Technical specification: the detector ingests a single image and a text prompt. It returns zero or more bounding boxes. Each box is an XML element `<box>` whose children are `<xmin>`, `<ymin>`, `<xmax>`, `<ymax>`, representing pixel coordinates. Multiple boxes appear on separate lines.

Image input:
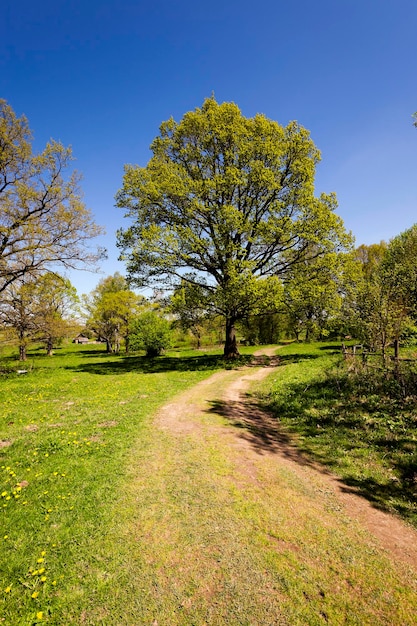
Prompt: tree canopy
<box><xmin>0</xmin><ymin>273</ymin><xmax>79</xmax><ymax>359</ymax></box>
<box><xmin>116</xmin><ymin>98</ymin><xmax>352</xmax><ymax>357</ymax></box>
<box><xmin>0</xmin><ymin>99</ymin><xmax>105</xmax><ymax>293</ymax></box>
<box><xmin>84</xmin><ymin>273</ymin><xmax>144</xmax><ymax>353</ymax></box>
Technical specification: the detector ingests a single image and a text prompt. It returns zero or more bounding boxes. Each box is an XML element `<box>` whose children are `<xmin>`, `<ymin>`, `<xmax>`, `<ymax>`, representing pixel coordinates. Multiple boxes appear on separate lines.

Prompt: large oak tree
<box><xmin>0</xmin><ymin>100</ymin><xmax>105</xmax><ymax>293</ymax></box>
<box><xmin>116</xmin><ymin>98</ymin><xmax>351</xmax><ymax>357</ymax></box>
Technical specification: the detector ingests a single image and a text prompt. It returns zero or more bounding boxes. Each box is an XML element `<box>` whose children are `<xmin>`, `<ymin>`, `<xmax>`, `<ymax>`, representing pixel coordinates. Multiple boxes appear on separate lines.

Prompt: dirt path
<box><xmin>157</xmin><ymin>348</ymin><xmax>417</xmax><ymax>571</ymax></box>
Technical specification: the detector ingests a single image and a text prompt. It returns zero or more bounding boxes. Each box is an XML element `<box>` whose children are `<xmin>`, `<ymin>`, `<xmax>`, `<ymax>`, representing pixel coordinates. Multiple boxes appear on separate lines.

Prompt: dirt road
<box><xmin>157</xmin><ymin>349</ymin><xmax>417</xmax><ymax>570</ymax></box>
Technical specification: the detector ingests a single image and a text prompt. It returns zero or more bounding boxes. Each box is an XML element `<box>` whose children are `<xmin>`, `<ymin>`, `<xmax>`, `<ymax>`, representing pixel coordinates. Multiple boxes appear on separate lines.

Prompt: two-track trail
<box><xmin>126</xmin><ymin>349</ymin><xmax>417</xmax><ymax>625</ymax></box>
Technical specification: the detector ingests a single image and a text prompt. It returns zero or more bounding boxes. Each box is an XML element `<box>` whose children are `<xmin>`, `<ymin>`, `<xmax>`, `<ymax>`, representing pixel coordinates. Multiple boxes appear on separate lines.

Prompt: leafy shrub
<box><xmin>129</xmin><ymin>311</ymin><xmax>172</xmax><ymax>357</ymax></box>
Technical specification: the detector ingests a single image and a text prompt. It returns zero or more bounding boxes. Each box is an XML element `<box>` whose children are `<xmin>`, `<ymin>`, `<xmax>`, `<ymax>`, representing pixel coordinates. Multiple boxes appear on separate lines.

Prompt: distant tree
<box><xmin>0</xmin><ymin>99</ymin><xmax>105</xmax><ymax>294</ymax></box>
<box><xmin>84</xmin><ymin>273</ymin><xmax>143</xmax><ymax>353</ymax></box>
<box><xmin>31</xmin><ymin>274</ymin><xmax>79</xmax><ymax>356</ymax></box>
<box><xmin>0</xmin><ymin>279</ymin><xmax>36</xmax><ymax>360</ymax></box>
<box><xmin>239</xmin><ymin>312</ymin><xmax>284</xmax><ymax>345</ymax></box>
<box><xmin>283</xmin><ymin>248</ymin><xmax>361</xmax><ymax>341</ymax></box>
<box><xmin>116</xmin><ymin>98</ymin><xmax>352</xmax><ymax>358</ymax></box>
<box><xmin>169</xmin><ymin>278</ymin><xmax>211</xmax><ymax>349</ymax></box>
<box><xmin>0</xmin><ymin>273</ymin><xmax>78</xmax><ymax>359</ymax></box>
<box><xmin>352</xmin><ymin>240</ymin><xmax>412</xmax><ymax>362</ymax></box>
<box><xmin>129</xmin><ymin>310</ymin><xmax>172</xmax><ymax>357</ymax></box>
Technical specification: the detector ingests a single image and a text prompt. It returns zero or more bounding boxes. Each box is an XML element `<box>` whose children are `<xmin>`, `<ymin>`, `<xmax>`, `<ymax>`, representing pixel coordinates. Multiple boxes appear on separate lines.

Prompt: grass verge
<box><xmin>256</xmin><ymin>342</ymin><xmax>417</xmax><ymax>526</ymax></box>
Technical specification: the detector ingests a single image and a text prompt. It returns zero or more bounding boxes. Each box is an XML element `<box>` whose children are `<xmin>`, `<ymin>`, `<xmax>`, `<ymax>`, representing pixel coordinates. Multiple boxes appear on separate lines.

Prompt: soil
<box><xmin>156</xmin><ymin>348</ymin><xmax>417</xmax><ymax>571</ymax></box>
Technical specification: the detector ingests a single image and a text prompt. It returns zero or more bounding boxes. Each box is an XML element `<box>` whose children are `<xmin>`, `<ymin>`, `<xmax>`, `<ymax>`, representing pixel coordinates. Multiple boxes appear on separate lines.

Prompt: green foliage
<box><xmin>169</xmin><ymin>277</ymin><xmax>211</xmax><ymax>348</ymax></box>
<box><xmin>0</xmin><ymin>99</ymin><xmax>105</xmax><ymax>293</ymax></box>
<box><xmin>351</xmin><ymin>231</ymin><xmax>417</xmax><ymax>355</ymax></box>
<box><xmin>400</xmin><ymin>319</ymin><xmax>417</xmax><ymax>346</ymax></box>
<box><xmin>116</xmin><ymin>97</ymin><xmax>351</xmax><ymax>356</ymax></box>
<box><xmin>84</xmin><ymin>273</ymin><xmax>144</xmax><ymax>353</ymax></box>
<box><xmin>283</xmin><ymin>248</ymin><xmax>360</xmax><ymax>341</ymax></box>
<box><xmin>0</xmin><ymin>273</ymin><xmax>79</xmax><ymax>359</ymax></box>
<box><xmin>129</xmin><ymin>310</ymin><xmax>172</xmax><ymax>356</ymax></box>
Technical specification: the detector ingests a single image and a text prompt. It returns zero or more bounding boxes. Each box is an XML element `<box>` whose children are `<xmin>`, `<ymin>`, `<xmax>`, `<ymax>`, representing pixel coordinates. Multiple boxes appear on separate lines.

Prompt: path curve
<box><xmin>156</xmin><ymin>348</ymin><xmax>417</xmax><ymax>570</ymax></box>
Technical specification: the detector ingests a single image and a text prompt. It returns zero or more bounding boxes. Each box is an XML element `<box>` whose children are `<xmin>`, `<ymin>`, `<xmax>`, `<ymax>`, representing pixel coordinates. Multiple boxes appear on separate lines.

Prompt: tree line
<box><xmin>1</xmin><ymin>98</ymin><xmax>417</xmax><ymax>360</ymax></box>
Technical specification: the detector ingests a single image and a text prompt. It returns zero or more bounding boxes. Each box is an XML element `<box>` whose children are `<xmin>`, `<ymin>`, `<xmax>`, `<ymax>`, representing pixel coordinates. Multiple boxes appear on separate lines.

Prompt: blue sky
<box><xmin>1</xmin><ymin>0</ymin><xmax>417</xmax><ymax>295</ymax></box>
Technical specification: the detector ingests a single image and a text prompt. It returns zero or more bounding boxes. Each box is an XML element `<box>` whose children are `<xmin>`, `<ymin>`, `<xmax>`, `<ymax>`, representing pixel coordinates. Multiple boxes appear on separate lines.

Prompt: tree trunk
<box><xmin>19</xmin><ymin>330</ymin><xmax>27</xmax><ymax>361</ymax></box>
<box><xmin>394</xmin><ymin>337</ymin><xmax>400</xmax><ymax>379</ymax></box>
<box><xmin>19</xmin><ymin>343</ymin><xmax>27</xmax><ymax>361</ymax></box>
<box><xmin>224</xmin><ymin>317</ymin><xmax>239</xmax><ymax>359</ymax></box>
<box><xmin>46</xmin><ymin>338</ymin><xmax>54</xmax><ymax>356</ymax></box>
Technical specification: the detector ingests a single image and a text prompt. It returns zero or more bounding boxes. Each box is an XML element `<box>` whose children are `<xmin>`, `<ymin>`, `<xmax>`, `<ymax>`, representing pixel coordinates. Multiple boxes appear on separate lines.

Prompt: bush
<box><xmin>129</xmin><ymin>311</ymin><xmax>172</xmax><ymax>357</ymax></box>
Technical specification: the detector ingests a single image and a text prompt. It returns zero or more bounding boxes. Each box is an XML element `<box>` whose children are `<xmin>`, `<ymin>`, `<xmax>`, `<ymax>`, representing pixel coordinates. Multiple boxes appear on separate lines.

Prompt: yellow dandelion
<box><xmin>31</xmin><ymin>591</ymin><xmax>39</xmax><ymax>599</ymax></box>
<box><xmin>40</xmin><ymin>576</ymin><xmax>46</xmax><ymax>582</ymax></box>
<box><xmin>5</xmin><ymin>586</ymin><xmax>12</xmax><ymax>593</ymax></box>
<box><xmin>37</xmin><ymin>558</ymin><xmax>44</xmax><ymax>563</ymax></box>
<box><xmin>36</xmin><ymin>611</ymin><xmax>43</xmax><ymax>620</ymax></box>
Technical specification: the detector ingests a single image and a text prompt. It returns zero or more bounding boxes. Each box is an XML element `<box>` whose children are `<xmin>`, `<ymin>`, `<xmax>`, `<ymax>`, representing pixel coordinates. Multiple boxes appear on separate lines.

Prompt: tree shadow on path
<box><xmin>206</xmin><ymin>394</ymin><xmax>317</xmax><ymax>469</ymax></box>
<box><xmin>208</xmin><ymin>371</ymin><xmax>417</xmax><ymax>526</ymax></box>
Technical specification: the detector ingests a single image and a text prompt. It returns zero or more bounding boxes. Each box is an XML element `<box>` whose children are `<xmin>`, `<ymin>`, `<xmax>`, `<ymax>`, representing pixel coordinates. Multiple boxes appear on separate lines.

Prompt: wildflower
<box><xmin>31</xmin><ymin>591</ymin><xmax>39</xmax><ymax>599</ymax></box>
<box><xmin>5</xmin><ymin>586</ymin><xmax>12</xmax><ymax>593</ymax></box>
<box><xmin>36</xmin><ymin>611</ymin><xmax>43</xmax><ymax>620</ymax></box>
<box><xmin>37</xmin><ymin>558</ymin><xmax>44</xmax><ymax>564</ymax></box>
<box><xmin>40</xmin><ymin>576</ymin><xmax>46</xmax><ymax>582</ymax></box>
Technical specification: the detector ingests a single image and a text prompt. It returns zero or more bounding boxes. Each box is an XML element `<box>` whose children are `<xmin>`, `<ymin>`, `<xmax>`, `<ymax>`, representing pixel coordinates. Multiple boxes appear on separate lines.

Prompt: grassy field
<box><xmin>0</xmin><ymin>343</ymin><xmax>229</xmax><ymax>625</ymax></box>
<box><xmin>1</xmin><ymin>341</ymin><xmax>416</xmax><ymax>625</ymax></box>
<box><xmin>256</xmin><ymin>342</ymin><xmax>417</xmax><ymax>526</ymax></box>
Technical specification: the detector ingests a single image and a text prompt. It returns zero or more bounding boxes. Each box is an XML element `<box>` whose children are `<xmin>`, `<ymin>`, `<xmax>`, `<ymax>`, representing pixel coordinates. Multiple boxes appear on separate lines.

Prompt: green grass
<box><xmin>1</xmin><ymin>341</ymin><xmax>416</xmax><ymax>625</ymax></box>
<box><xmin>256</xmin><ymin>341</ymin><xmax>417</xmax><ymax>526</ymax></box>
<box><xmin>0</xmin><ymin>342</ymin><xmax>228</xmax><ymax>625</ymax></box>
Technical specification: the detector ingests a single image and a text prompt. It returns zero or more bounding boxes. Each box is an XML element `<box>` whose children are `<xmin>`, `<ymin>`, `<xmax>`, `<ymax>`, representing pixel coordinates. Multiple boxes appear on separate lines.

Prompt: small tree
<box><xmin>129</xmin><ymin>311</ymin><xmax>172</xmax><ymax>357</ymax></box>
<box><xmin>169</xmin><ymin>278</ymin><xmax>210</xmax><ymax>349</ymax></box>
<box><xmin>84</xmin><ymin>273</ymin><xmax>143</xmax><ymax>353</ymax></box>
<box><xmin>0</xmin><ymin>279</ymin><xmax>36</xmax><ymax>360</ymax></box>
<box><xmin>0</xmin><ymin>273</ymin><xmax>78</xmax><ymax>359</ymax></box>
<box><xmin>34</xmin><ymin>274</ymin><xmax>79</xmax><ymax>355</ymax></box>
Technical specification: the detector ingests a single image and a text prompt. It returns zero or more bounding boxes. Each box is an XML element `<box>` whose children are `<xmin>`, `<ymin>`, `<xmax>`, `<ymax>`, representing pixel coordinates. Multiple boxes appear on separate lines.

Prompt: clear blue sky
<box><xmin>1</xmin><ymin>0</ymin><xmax>417</xmax><ymax>295</ymax></box>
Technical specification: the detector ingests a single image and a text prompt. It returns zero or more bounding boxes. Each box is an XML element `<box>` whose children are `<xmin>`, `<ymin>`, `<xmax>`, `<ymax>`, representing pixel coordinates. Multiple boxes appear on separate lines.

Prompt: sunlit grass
<box><xmin>0</xmin><ymin>342</ymin><xmax>224</xmax><ymax>625</ymax></box>
<box><xmin>1</xmin><ymin>341</ymin><xmax>416</xmax><ymax>624</ymax></box>
<box><xmin>257</xmin><ymin>342</ymin><xmax>417</xmax><ymax>526</ymax></box>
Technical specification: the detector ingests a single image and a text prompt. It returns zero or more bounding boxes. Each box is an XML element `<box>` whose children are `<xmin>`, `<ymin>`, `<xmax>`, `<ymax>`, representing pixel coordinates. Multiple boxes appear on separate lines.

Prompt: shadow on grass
<box><xmin>264</xmin><ymin>375</ymin><xmax>417</xmax><ymax>524</ymax></box>
<box><xmin>66</xmin><ymin>353</ymin><xmax>253</xmax><ymax>375</ymax></box>
<box><xmin>208</xmin><ymin>365</ymin><xmax>416</xmax><ymax>525</ymax></box>
<box><xmin>270</xmin><ymin>353</ymin><xmax>322</xmax><ymax>365</ymax></box>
